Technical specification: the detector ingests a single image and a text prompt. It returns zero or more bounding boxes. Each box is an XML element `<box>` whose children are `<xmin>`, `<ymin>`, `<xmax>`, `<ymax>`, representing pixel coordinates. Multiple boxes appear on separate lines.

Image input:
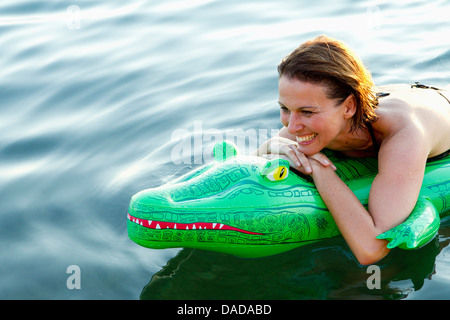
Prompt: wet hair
<box><xmin>278</xmin><ymin>35</ymin><xmax>379</xmax><ymax>132</ymax></box>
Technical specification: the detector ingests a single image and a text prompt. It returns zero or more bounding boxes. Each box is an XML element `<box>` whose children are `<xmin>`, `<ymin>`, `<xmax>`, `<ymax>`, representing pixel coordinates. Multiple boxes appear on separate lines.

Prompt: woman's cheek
<box><xmin>280</xmin><ymin>112</ymin><xmax>289</xmax><ymax>127</ymax></box>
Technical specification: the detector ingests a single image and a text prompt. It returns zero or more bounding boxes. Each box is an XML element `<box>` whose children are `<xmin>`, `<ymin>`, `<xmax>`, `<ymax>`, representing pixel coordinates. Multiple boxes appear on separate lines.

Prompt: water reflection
<box><xmin>141</xmin><ymin>226</ymin><xmax>448</xmax><ymax>300</ymax></box>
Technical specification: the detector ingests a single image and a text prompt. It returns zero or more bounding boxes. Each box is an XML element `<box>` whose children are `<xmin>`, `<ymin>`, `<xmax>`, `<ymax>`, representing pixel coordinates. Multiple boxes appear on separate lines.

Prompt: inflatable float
<box><xmin>127</xmin><ymin>141</ymin><xmax>450</xmax><ymax>258</ymax></box>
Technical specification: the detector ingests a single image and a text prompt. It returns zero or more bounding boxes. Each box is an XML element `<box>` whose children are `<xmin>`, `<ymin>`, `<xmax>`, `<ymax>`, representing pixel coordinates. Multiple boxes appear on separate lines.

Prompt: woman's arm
<box><xmin>309</xmin><ymin>161</ymin><xmax>390</xmax><ymax>265</ymax></box>
<box><xmin>309</xmin><ymin>128</ymin><xmax>429</xmax><ymax>265</ymax></box>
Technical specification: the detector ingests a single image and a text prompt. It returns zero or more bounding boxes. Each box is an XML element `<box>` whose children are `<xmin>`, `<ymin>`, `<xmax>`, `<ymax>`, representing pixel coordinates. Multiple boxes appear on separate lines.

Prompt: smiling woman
<box><xmin>255</xmin><ymin>35</ymin><xmax>450</xmax><ymax>264</ymax></box>
<box><xmin>277</xmin><ymin>35</ymin><xmax>379</xmax><ymax>134</ymax></box>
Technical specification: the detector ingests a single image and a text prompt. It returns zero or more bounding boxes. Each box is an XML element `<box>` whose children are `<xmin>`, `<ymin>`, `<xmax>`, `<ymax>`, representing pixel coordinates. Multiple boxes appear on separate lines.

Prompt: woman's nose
<box><xmin>287</xmin><ymin>113</ymin><xmax>304</xmax><ymax>135</ymax></box>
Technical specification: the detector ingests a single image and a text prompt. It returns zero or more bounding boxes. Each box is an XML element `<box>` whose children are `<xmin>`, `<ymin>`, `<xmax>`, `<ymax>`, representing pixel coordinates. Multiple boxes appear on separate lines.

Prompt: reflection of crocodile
<box><xmin>127</xmin><ymin>141</ymin><xmax>450</xmax><ymax>258</ymax></box>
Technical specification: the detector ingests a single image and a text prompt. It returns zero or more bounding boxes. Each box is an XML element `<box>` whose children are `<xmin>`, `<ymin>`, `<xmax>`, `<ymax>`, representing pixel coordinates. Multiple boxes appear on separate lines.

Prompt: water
<box><xmin>1</xmin><ymin>0</ymin><xmax>449</xmax><ymax>300</ymax></box>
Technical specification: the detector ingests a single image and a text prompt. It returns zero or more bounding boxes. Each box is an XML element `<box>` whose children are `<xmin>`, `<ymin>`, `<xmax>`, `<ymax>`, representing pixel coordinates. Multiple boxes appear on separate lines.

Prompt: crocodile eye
<box><xmin>261</xmin><ymin>159</ymin><xmax>290</xmax><ymax>182</ymax></box>
<box><xmin>266</xmin><ymin>165</ymin><xmax>288</xmax><ymax>181</ymax></box>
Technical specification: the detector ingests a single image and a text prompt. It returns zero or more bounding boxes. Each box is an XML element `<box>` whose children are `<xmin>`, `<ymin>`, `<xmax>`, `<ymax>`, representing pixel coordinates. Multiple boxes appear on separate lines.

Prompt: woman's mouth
<box><xmin>296</xmin><ymin>133</ymin><xmax>318</xmax><ymax>145</ymax></box>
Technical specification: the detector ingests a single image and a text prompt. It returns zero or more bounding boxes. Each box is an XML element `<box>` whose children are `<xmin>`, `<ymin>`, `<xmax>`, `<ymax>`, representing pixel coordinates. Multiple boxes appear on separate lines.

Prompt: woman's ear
<box><xmin>343</xmin><ymin>94</ymin><xmax>357</xmax><ymax>119</ymax></box>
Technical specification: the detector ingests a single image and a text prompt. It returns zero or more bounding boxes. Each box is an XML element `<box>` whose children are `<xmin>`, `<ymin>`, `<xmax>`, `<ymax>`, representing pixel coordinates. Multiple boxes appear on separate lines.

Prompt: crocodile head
<box><xmin>127</xmin><ymin>141</ymin><xmax>342</xmax><ymax>257</ymax></box>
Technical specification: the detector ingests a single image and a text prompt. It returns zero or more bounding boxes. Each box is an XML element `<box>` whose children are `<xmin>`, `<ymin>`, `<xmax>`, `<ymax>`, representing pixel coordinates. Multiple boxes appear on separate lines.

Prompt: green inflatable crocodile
<box><xmin>127</xmin><ymin>141</ymin><xmax>450</xmax><ymax>258</ymax></box>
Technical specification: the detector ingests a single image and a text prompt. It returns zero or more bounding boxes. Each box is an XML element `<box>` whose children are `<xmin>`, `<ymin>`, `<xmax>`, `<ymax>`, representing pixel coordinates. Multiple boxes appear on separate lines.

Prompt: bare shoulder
<box><xmin>376</xmin><ymin>83</ymin><xmax>450</xmax><ymax>110</ymax></box>
<box><xmin>373</xmin><ymin>83</ymin><xmax>450</xmax><ymax>156</ymax></box>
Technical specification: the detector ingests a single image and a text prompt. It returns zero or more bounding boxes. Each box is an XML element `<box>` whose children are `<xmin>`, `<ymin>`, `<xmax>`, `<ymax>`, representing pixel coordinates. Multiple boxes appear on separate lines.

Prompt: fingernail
<box><xmin>323</xmin><ymin>160</ymin><xmax>330</xmax><ymax>165</ymax></box>
<box><xmin>306</xmin><ymin>166</ymin><xmax>312</xmax><ymax>173</ymax></box>
<box><xmin>296</xmin><ymin>162</ymin><xmax>301</xmax><ymax>166</ymax></box>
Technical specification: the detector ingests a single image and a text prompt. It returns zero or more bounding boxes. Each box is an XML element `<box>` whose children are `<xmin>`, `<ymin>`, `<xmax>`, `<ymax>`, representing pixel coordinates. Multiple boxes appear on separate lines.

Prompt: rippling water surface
<box><xmin>1</xmin><ymin>0</ymin><xmax>449</xmax><ymax>299</ymax></box>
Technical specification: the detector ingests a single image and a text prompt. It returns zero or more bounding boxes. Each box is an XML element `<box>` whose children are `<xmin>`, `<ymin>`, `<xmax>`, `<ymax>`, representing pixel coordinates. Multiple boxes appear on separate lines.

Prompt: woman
<box><xmin>255</xmin><ymin>35</ymin><xmax>450</xmax><ymax>265</ymax></box>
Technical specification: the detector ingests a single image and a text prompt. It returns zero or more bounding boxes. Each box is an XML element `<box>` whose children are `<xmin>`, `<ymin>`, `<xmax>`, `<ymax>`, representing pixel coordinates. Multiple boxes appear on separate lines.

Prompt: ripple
<box><xmin>1</xmin><ymin>0</ymin><xmax>450</xmax><ymax>299</ymax></box>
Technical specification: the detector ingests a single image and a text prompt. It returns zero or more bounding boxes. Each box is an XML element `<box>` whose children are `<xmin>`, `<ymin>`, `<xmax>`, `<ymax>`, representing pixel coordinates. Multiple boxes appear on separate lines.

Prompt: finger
<box><xmin>285</xmin><ymin>146</ymin><xmax>302</xmax><ymax>168</ymax></box>
<box><xmin>309</xmin><ymin>153</ymin><xmax>337</xmax><ymax>171</ymax></box>
<box><xmin>308</xmin><ymin>153</ymin><xmax>328</xmax><ymax>165</ymax></box>
<box><xmin>298</xmin><ymin>153</ymin><xmax>312</xmax><ymax>173</ymax></box>
<box><xmin>289</xmin><ymin>146</ymin><xmax>312</xmax><ymax>173</ymax></box>
<box><xmin>267</xmin><ymin>141</ymin><xmax>306</xmax><ymax>171</ymax></box>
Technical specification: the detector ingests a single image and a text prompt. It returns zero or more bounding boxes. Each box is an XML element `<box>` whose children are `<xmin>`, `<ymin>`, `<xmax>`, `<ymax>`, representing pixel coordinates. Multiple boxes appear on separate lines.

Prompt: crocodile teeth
<box><xmin>127</xmin><ymin>212</ymin><xmax>263</xmax><ymax>235</ymax></box>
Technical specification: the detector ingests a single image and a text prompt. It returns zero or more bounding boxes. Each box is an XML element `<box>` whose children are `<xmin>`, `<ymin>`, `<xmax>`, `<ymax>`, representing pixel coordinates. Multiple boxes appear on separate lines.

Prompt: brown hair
<box><xmin>278</xmin><ymin>35</ymin><xmax>378</xmax><ymax>132</ymax></box>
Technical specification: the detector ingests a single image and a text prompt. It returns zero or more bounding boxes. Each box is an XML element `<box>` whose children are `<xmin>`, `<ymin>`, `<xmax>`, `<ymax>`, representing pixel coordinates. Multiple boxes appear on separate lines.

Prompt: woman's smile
<box><xmin>296</xmin><ymin>133</ymin><xmax>318</xmax><ymax>144</ymax></box>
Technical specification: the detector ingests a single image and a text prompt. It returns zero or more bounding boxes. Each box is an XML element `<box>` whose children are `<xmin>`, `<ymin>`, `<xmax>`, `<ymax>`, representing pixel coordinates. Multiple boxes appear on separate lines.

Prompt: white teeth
<box><xmin>213</xmin><ymin>223</ymin><xmax>217</xmax><ymax>228</ymax></box>
<box><xmin>219</xmin><ymin>224</ymin><xmax>224</xmax><ymax>229</ymax></box>
<box><xmin>148</xmin><ymin>220</ymin><xmax>152</xmax><ymax>227</ymax></box>
<box><xmin>174</xmin><ymin>224</ymin><xmax>177</xmax><ymax>229</ymax></box>
<box><xmin>296</xmin><ymin>133</ymin><xmax>317</xmax><ymax>143</ymax></box>
<box><xmin>156</xmin><ymin>224</ymin><xmax>161</xmax><ymax>229</ymax></box>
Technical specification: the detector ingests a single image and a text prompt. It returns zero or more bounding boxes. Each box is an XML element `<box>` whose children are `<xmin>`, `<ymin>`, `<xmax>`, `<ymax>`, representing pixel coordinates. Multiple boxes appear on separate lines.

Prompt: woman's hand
<box><xmin>258</xmin><ymin>136</ymin><xmax>336</xmax><ymax>175</ymax></box>
<box><xmin>306</xmin><ymin>153</ymin><xmax>337</xmax><ymax>174</ymax></box>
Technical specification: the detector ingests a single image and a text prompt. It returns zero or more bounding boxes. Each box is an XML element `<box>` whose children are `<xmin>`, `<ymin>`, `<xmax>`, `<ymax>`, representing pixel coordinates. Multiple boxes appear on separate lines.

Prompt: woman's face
<box><xmin>278</xmin><ymin>76</ymin><xmax>354</xmax><ymax>155</ymax></box>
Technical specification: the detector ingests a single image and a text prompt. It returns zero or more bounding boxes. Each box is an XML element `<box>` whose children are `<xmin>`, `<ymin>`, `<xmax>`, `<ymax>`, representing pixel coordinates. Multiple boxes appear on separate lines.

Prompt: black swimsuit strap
<box><xmin>366</xmin><ymin>122</ymin><xmax>380</xmax><ymax>153</ymax></box>
<box><xmin>411</xmin><ymin>82</ymin><xmax>441</xmax><ymax>90</ymax></box>
<box><xmin>366</xmin><ymin>92</ymin><xmax>390</xmax><ymax>154</ymax></box>
<box><xmin>411</xmin><ymin>82</ymin><xmax>450</xmax><ymax>104</ymax></box>
<box><xmin>427</xmin><ymin>149</ymin><xmax>450</xmax><ymax>162</ymax></box>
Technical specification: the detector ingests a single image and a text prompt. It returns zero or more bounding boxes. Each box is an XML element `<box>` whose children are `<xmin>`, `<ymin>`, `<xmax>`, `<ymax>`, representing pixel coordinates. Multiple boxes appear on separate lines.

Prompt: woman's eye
<box><xmin>301</xmin><ymin>110</ymin><xmax>314</xmax><ymax>116</ymax></box>
<box><xmin>280</xmin><ymin>106</ymin><xmax>290</xmax><ymax>113</ymax></box>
